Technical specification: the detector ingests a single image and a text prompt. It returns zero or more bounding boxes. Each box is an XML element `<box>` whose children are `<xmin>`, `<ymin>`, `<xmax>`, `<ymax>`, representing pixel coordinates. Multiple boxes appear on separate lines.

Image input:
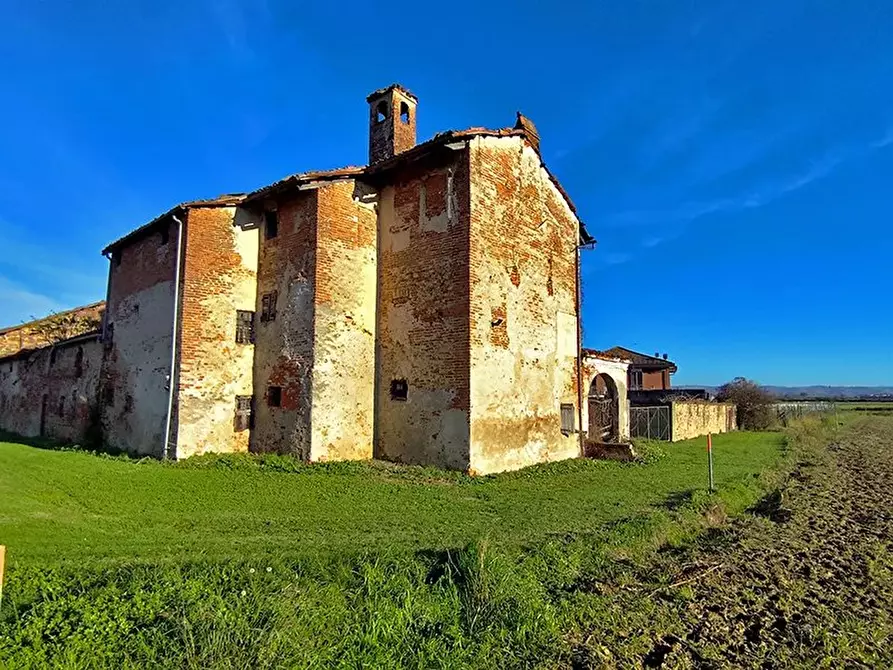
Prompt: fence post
<box><xmin>0</xmin><ymin>545</ymin><xmax>5</xmax><ymax>611</ymax></box>
<box><xmin>707</xmin><ymin>433</ymin><xmax>715</xmax><ymax>492</ymax></box>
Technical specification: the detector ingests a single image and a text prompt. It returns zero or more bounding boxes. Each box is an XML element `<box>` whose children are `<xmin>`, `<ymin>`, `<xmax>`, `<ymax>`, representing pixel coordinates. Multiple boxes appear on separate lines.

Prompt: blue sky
<box><xmin>1</xmin><ymin>1</ymin><xmax>891</xmax><ymax>386</ymax></box>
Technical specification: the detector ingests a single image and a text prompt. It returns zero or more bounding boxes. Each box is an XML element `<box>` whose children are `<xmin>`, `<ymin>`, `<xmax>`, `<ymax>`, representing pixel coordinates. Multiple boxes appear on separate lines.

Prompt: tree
<box><xmin>715</xmin><ymin>377</ymin><xmax>775</xmax><ymax>430</ymax></box>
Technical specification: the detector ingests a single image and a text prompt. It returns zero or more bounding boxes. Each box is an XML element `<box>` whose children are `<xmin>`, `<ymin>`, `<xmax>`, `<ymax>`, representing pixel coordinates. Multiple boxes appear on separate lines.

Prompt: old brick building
<box><xmin>0</xmin><ymin>85</ymin><xmax>633</xmax><ymax>474</ymax></box>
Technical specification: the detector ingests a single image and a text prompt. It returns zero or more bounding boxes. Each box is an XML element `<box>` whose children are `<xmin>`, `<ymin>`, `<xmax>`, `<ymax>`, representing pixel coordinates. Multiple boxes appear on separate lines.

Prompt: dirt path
<box><xmin>574</xmin><ymin>417</ymin><xmax>893</xmax><ymax>668</ymax></box>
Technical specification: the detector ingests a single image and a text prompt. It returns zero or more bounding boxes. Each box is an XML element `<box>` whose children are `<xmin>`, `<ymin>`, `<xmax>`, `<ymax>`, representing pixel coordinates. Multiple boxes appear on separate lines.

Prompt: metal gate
<box><xmin>589</xmin><ymin>398</ymin><xmax>619</xmax><ymax>442</ymax></box>
<box><xmin>630</xmin><ymin>406</ymin><xmax>671</xmax><ymax>440</ymax></box>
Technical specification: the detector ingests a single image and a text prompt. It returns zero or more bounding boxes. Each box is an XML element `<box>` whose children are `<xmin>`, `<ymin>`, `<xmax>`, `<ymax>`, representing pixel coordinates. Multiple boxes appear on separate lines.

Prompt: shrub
<box><xmin>716</xmin><ymin>377</ymin><xmax>775</xmax><ymax>430</ymax></box>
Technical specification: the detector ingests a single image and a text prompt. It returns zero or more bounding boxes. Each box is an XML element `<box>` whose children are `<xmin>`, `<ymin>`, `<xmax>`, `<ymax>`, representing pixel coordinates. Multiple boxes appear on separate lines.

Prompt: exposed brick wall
<box><xmin>252</xmin><ymin>191</ymin><xmax>318</xmax><ymax>457</ymax></box>
<box><xmin>0</xmin><ymin>336</ymin><xmax>102</xmax><ymax>443</ymax></box>
<box><xmin>176</xmin><ymin>206</ymin><xmax>258</xmax><ymax>458</ymax></box>
<box><xmin>368</xmin><ymin>88</ymin><xmax>417</xmax><ymax>164</ymax></box>
<box><xmin>376</xmin><ymin>152</ymin><xmax>472</xmax><ymax>470</ymax></box>
<box><xmin>0</xmin><ymin>303</ymin><xmax>105</xmax><ymax>358</ymax></box>
<box><xmin>311</xmin><ymin>181</ymin><xmax>377</xmax><ymax>461</ymax></box>
<box><xmin>100</xmin><ymin>217</ymin><xmax>177</xmax><ymax>457</ymax></box>
<box><xmin>467</xmin><ymin>136</ymin><xmax>580</xmax><ymax>474</ymax></box>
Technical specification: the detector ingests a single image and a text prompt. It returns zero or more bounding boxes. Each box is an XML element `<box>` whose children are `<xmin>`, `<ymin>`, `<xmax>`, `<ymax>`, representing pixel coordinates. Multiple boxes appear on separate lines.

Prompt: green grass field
<box><xmin>0</xmin><ymin>431</ymin><xmax>787</xmax><ymax>668</ymax></box>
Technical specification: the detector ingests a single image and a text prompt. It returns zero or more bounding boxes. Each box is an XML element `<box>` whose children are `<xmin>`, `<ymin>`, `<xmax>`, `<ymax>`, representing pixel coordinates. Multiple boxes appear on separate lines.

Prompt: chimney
<box><xmin>655</xmin><ymin>352</ymin><xmax>660</xmax><ymax>358</ymax></box>
<box><xmin>367</xmin><ymin>84</ymin><xmax>418</xmax><ymax>164</ymax></box>
<box><xmin>662</xmin><ymin>353</ymin><xmax>668</xmax><ymax>360</ymax></box>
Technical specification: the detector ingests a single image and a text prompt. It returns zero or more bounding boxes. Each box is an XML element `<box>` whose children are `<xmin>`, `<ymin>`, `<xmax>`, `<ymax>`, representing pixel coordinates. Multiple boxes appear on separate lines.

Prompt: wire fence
<box><xmin>774</xmin><ymin>401</ymin><xmax>837</xmax><ymax>425</ymax></box>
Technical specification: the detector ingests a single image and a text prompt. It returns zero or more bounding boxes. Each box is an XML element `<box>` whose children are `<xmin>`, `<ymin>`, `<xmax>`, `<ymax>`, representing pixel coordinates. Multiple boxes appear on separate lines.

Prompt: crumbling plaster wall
<box><xmin>100</xmin><ymin>220</ymin><xmax>177</xmax><ymax>457</ymax></box>
<box><xmin>251</xmin><ymin>192</ymin><xmax>317</xmax><ymax>457</ymax></box>
<box><xmin>310</xmin><ymin>181</ymin><xmax>377</xmax><ymax>461</ymax></box>
<box><xmin>175</xmin><ymin>206</ymin><xmax>259</xmax><ymax>459</ymax></box>
<box><xmin>375</xmin><ymin>154</ymin><xmax>472</xmax><ymax>470</ymax></box>
<box><xmin>671</xmin><ymin>401</ymin><xmax>736</xmax><ymax>442</ymax></box>
<box><xmin>467</xmin><ymin>136</ymin><xmax>580</xmax><ymax>475</ymax></box>
<box><xmin>581</xmin><ymin>355</ymin><xmax>631</xmax><ymax>442</ymax></box>
<box><xmin>0</xmin><ymin>337</ymin><xmax>102</xmax><ymax>442</ymax></box>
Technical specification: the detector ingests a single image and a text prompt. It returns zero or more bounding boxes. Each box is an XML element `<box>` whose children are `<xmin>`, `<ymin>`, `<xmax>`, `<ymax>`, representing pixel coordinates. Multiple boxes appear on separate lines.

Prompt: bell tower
<box><xmin>367</xmin><ymin>84</ymin><xmax>417</xmax><ymax>164</ymax></box>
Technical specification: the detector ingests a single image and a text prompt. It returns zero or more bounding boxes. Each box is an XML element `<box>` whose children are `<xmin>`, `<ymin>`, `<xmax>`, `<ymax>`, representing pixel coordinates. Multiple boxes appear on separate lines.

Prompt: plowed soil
<box><xmin>572</xmin><ymin>416</ymin><xmax>893</xmax><ymax>668</ymax></box>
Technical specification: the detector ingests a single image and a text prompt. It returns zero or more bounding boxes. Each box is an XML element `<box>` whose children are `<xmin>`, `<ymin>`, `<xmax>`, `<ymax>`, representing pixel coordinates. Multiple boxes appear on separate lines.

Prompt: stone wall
<box><xmin>0</xmin><ymin>335</ymin><xmax>102</xmax><ymax>443</ymax></box>
<box><xmin>175</xmin><ymin>206</ymin><xmax>259</xmax><ymax>458</ymax></box>
<box><xmin>375</xmin><ymin>153</ymin><xmax>472</xmax><ymax>470</ymax></box>
<box><xmin>670</xmin><ymin>401</ymin><xmax>736</xmax><ymax>442</ymax></box>
<box><xmin>467</xmin><ymin>136</ymin><xmax>581</xmax><ymax>474</ymax></box>
<box><xmin>100</xmin><ymin>218</ymin><xmax>177</xmax><ymax>457</ymax></box>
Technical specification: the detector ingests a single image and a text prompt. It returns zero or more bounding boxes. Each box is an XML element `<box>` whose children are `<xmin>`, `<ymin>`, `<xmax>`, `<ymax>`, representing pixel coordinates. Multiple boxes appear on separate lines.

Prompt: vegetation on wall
<box><xmin>27</xmin><ymin>310</ymin><xmax>101</xmax><ymax>347</ymax></box>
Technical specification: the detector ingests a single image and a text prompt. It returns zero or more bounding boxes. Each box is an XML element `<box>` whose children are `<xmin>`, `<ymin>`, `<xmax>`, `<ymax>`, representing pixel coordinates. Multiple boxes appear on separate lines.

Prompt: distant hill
<box><xmin>681</xmin><ymin>385</ymin><xmax>893</xmax><ymax>400</ymax></box>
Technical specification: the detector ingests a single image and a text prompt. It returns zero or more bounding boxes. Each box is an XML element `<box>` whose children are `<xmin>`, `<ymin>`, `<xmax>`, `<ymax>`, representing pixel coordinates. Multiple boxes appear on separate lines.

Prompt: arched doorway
<box><xmin>589</xmin><ymin>373</ymin><xmax>619</xmax><ymax>442</ymax></box>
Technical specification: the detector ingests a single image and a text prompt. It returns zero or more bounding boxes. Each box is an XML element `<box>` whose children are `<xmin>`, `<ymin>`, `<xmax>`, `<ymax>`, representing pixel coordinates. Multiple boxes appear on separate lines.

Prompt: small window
<box><xmin>160</xmin><ymin>226</ymin><xmax>170</xmax><ymax>245</ymax></box>
<box><xmin>235</xmin><ymin>310</ymin><xmax>255</xmax><ymax>344</ymax></box>
<box><xmin>261</xmin><ymin>292</ymin><xmax>278</xmax><ymax>322</ymax></box>
<box><xmin>376</xmin><ymin>100</ymin><xmax>389</xmax><ymax>123</ymax></box>
<box><xmin>74</xmin><ymin>347</ymin><xmax>84</xmax><ymax>378</ymax></box>
<box><xmin>58</xmin><ymin>396</ymin><xmax>65</xmax><ymax>417</ymax></box>
<box><xmin>234</xmin><ymin>395</ymin><xmax>254</xmax><ymax>431</ymax></box>
<box><xmin>49</xmin><ymin>347</ymin><xmax>57</xmax><ymax>367</ymax></box>
<box><xmin>268</xmin><ymin>386</ymin><xmax>282</xmax><ymax>408</ymax></box>
<box><xmin>629</xmin><ymin>369</ymin><xmax>643</xmax><ymax>390</ymax></box>
<box><xmin>560</xmin><ymin>403</ymin><xmax>575</xmax><ymax>434</ymax></box>
<box><xmin>400</xmin><ymin>101</ymin><xmax>410</xmax><ymax>124</ymax></box>
<box><xmin>264</xmin><ymin>210</ymin><xmax>279</xmax><ymax>239</ymax></box>
<box><xmin>390</xmin><ymin>379</ymin><xmax>408</xmax><ymax>402</ymax></box>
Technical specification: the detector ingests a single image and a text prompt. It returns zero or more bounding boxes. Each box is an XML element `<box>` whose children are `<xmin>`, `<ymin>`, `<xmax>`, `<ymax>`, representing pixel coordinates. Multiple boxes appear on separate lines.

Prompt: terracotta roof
<box><xmin>0</xmin><ymin>301</ymin><xmax>105</xmax><ymax>336</ymax></box>
<box><xmin>602</xmin><ymin>346</ymin><xmax>677</xmax><ymax>372</ymax></box>
<box><xmin>242</xmin><ymin>167</ymin><xmax>366</xmax><ymax>204</ymax></box>
<box><xmin>242</xmin><ymin>125</ymin><xmax>594</xmax><ymax>245</ymax></box>
<box><xmin>101</xmin><ymin>194</ymin><xmax>245</xmax><ymax>255</ymax></box>
<box><xmin>366</xmin><ymin>83</ymin><xmax>418</xmax><ymax>103</ymax></box>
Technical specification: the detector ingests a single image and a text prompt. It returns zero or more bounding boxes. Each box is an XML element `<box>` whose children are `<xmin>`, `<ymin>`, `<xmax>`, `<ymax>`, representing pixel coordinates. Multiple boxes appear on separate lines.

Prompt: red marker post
<box><xmin>707</xmin><ymin>433</ymin><xmax>715</xmax><ymax>492</ymax></box>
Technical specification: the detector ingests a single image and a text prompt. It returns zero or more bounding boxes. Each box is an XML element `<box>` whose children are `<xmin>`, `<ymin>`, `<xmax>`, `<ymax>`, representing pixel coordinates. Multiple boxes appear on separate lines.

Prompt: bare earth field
<box><xmin>569</xmin><ymin>415</ymin><xmax>893</xmax><ymax>668</ymax></box>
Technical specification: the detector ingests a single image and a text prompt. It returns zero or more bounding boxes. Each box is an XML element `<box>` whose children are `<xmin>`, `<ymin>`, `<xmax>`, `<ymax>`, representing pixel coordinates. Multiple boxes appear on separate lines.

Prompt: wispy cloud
<box><xmin>0</xmin><ymin>276</ymin><xmax>64</xmax><ymax>328</ymax></box>
<box><xmin>606</xmin><ymin>131</ymin><xmax>891</xmax><ymax>237</ymax></box>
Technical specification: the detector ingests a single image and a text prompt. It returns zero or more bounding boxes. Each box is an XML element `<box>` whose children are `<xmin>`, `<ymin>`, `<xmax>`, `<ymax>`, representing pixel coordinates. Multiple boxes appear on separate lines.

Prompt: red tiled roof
<box><xmin>101</xmin><ymin>194</ymin><xmax>246</xmax><ymax>255</ymax></box>
<box><xmin>602</xmin><ymin>346</ymin><xmax>677</xmax><ymax>372</ymax></box>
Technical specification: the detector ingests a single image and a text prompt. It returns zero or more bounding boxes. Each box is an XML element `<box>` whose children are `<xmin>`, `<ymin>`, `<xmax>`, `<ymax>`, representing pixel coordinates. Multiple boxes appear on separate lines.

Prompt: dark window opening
<box><xmin>560</xmin><ymin>403</ymin><xmax>575</xmax><ymax>434</ymax></box>
<box><xmin>58</xmin><ymin>397</ymin><xmax>65</xmax><ymax>418</ymax></box>
<box><xmin>235</xmin><ymin>395</ymin><xmax>254</xmax><ymax>431</ymax></box>
<box><xmin>160</xmin><ymin>226</ymin><xmax>170</xmax><ymax>245</ymax></box>
<box><xmin>376</xmin><ymin>100</ymin><xmax>389</xmax><ymax>123</ymax></box>
<box><xmin>390</xmin><ymin>379</ymin><xmax>408</xmax><ymax>401</ymax></box>
<box><xmin>268</xmin><ymin>386</ymin><xmax>282</xmax><ymax>408</ymax></box>
<box><xmin>264</xmin><ymin>210</ymin><xmax>279</xmax><ymax>239</ymax></box>
<box><xmin>235</xmin><ymin>310</ymin><xmax>255</xmax><ymax>344</ymax></box>
<box><xmin>261</xmin><ymin>291</ymin><xmax>278</xmax><ymax>322</ymax></box>
<box><xmin>400</xmin><ymin>101</ymin><xmax>410</xmax><ymax>124</ymax></box>
<box><xmin>49</xmin><ymin>347</ymin><xmax>57</xmax><ymax>367</ymax></box>
<box><xmin>74</xmin><ymin>347</ymin><xmax>84</xmax><ymax>377</ymax></box>
<box><xmin>629</xmin><ymin>369</ymin><xmax>643</xmax><ymax>390</ymax></box>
